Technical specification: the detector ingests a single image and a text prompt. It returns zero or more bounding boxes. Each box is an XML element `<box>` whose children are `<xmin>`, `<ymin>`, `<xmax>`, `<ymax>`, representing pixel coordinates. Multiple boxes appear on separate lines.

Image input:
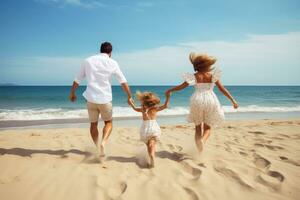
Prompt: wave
<box><xmin>0</xmin><ymin>105</ymin><xmax>300</xmax><ymax>121</ymax></box>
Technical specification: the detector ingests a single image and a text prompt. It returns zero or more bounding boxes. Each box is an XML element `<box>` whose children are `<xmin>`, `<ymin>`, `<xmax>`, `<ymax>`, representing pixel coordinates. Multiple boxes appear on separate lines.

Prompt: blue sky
<box><xmin>0</xmin><ymin>0</ymin><xmax>300</xmax><ymax>85</ymax></box>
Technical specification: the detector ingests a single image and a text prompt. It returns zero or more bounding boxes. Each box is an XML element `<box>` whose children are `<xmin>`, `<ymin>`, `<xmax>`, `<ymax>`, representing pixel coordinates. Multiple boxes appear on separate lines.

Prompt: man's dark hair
<box><xmin>100</xmin><ymin>42</ymin><xmax>113</xmax><ymax>54</ymax></box>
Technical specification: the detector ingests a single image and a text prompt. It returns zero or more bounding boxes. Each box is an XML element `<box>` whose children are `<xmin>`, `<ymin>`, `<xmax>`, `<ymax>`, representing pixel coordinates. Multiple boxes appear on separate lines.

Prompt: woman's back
<box><xmin>194</xmin><ymin>72</ymin><xmax>213</xmax><ymax>84</ymax></box>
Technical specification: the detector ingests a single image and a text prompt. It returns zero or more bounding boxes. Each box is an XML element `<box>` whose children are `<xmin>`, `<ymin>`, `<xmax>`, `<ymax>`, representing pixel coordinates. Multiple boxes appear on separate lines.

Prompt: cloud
<box><xmin>1</xmin><ymin>32</ymin><xmax>300</xmax><ymax>85</ymax></box>
<box><xmin>35</xmin><ymin>0</ymin><xmax>106</xmax><ymax>8</ymax></box>
<box><xmin>35</xmin><ymin>0</ymin><xmax>158</xmax><ymax>11</ymax></box>
<box><xmin>113</xmin><ymin>32</ymin><xmax>300</xmax><ymax>85</ymax></box>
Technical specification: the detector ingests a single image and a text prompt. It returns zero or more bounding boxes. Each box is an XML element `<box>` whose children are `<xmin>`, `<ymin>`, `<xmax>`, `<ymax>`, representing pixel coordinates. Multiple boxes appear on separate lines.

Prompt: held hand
<box><xmin>232</xmin><ymin>101</ymin><xmax>238</xmax><ymax>109</ymax></box>
<box><xmin>127</xmin><ymin>97</ymin><xmax>134</xmax><ymax>106</ymax></box>
<box><xmin>69</xmin><ymin>92</ymin><xmax>77</xmax><ymax>102</ymax></box>
<box><xmin>165</xmin><ymin>90</ymin><xmax>171</xmax><ymax>98</ymax></box>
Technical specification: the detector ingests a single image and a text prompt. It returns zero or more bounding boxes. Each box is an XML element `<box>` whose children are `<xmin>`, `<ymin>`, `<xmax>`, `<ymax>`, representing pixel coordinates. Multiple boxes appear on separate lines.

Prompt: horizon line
<box><xmin>1</xmin><ymin>84</ymin><xmax>300</xmax><ymax>87</ymax></box>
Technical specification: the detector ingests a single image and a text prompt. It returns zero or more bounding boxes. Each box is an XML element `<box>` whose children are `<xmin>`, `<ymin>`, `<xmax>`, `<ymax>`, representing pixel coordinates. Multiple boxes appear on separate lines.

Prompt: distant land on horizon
<box><xmin>0</xmin><ymin>83</ymin><xmax>20</xmax><ymax>86</ymax></box>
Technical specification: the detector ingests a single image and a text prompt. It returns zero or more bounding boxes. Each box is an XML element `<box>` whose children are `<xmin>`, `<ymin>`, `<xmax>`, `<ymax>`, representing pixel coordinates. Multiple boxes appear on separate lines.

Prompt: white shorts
<box><xmin>87</xmin><ymin>101</ymin><xmax>112</xmax><ymax>122</ymax></box>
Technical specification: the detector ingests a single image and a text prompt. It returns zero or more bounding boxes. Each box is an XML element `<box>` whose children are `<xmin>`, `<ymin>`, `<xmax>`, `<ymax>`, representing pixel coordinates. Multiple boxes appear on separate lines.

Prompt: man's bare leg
<box><xmin>90</xmin><ymin>122</ymin><xmax>99</xmax><ymax>146</ymax></box>
<box><xmin>100</xmin><ymin>120</ymin><xmax>113</xmax><ymax>157</ymax></box>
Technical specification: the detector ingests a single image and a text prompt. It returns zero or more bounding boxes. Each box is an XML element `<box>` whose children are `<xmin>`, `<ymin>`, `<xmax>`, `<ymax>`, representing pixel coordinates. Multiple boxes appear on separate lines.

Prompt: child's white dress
<box><xmin>183</xmin><ymin>68</ymin><xmax>225</xmax><ymax>127</ymax></box>
<box><xmin>140</xmin><ymin>120</ymin><xmax>161</xmax><ymax>143</ymax></box>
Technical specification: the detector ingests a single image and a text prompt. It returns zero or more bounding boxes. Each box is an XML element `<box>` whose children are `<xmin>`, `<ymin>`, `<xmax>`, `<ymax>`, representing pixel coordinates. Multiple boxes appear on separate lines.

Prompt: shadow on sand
<box><xmin>0</xmin><ymin>147</ymin><xmax>92</xmax><ymax>158</ymax></box>
<box><xmin>0</xmin><ymin>148</ymin><xmax>189</xmax><ymax>168</ymax></box>
<box><xmin>106</xmin><ymin>150</ymin><xmax>188</xmax><ymax>168</ymax></box>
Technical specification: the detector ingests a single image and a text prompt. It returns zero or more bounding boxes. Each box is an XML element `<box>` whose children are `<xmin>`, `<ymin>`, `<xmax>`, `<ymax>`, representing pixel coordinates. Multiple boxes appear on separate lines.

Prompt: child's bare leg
<box><xmin>202</xmin><ymin>123</ymin><xmax>211</xmax><ymax>143</ymax></box>
<box><xmin>147</xmin><ymin>138</ymin><xmax>156</xmax><ymax>168</ymax></box>
<box><xmin>195</xmin><ymin>124</ymin><xmax>204</xmax><ymax>152</ymax></box>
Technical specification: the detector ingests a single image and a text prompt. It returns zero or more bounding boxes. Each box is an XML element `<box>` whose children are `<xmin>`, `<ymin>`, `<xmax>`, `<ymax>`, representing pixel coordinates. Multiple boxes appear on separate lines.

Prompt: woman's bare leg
<box><xmin>202</xmin><ymin>123</ymin><xmax>211</xmax><ymax>143</ymax></box>
<box><xmin>195</xmin><ymin>123</ymin><xmax>204</xmax><ymax>152</ymax></box>
<box><xmin>147</xmin><ymin>138</ymin><xmax>156</xmax><ymax>168</ymax></box>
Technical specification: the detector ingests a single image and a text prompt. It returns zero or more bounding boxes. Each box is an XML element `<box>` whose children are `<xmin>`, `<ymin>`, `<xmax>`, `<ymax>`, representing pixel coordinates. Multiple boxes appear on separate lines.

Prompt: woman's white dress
<box><xmin>183</xmin><ymin>68</ymin><xmax>225</xmax><ymax>127</ymax></box>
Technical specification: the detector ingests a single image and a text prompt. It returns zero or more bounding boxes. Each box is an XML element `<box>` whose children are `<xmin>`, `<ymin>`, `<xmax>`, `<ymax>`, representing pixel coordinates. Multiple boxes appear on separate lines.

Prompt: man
<box><xmin>69</xmin><ymin>42</ymin><xmax>132</xmax><ymax>157</ymax></box>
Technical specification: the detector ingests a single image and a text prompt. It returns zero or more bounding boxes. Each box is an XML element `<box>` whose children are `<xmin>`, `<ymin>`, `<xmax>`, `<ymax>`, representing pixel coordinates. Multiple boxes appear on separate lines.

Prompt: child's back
<box><xmin>128</xmin><ymin>91</ymin><xmax>170</xmax><ymax>167</ymax></box>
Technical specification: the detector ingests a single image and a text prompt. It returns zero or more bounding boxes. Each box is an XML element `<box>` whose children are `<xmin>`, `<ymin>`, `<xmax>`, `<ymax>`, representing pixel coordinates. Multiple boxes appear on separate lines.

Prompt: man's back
<box><xmin>75</xmin><ymin>53</ymin><xmax>127</xmax><ymax>104</ymax></box>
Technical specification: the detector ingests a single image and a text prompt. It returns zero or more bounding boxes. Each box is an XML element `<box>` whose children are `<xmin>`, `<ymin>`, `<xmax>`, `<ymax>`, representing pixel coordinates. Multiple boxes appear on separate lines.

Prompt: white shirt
<box><xmin>74</xmin><ymin>53</ymin><xmax>127</xmax><ymax>104</ymax></box>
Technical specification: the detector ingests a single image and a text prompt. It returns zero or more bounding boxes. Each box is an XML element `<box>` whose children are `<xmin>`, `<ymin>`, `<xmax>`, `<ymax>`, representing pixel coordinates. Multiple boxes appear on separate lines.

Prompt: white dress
<box><xmin>183</xmin><ymin>68</ymin><xmax>225</xmax><ymax>127</ymax></box>
<box><xmin>140</xmin><ymin>120</ymin><xmax>161</xmax><ymax>143</ymax></box>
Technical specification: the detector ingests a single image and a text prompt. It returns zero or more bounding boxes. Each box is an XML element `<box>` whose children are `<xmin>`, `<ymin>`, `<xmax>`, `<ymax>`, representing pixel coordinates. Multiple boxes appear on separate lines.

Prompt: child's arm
<box><xmin>156</xmin><ymin>92</ymin><xmax>170</xmax><ymax>111</ymax></box>
<box><xmin>166</xmin><ymin>82</ymin><xmax>189</xmax><ymax>96</ymax></box>
<box><xmin>215</xmin><ymin>80</ymin><xmax>238</xmax><ymax>109</ymax></box>
<box><xmin>128</xmin><ymin>99</ymin><xmax>142</xmax><ymax>112</ymax></box>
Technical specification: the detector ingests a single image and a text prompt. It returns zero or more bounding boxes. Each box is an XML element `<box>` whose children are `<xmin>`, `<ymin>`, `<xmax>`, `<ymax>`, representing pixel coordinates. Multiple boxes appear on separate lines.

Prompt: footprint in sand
<box><xmin>239</xmin><ymin>151</ymin><xmax>248</xmax><ymax>156</ymax></box>
<box><xmin>248</xmin><ymin>131</ymin><xmax>266</xmax><ymax>135</ymax></box>
<box><xmin>255</xmin><ymin>171</ymin><xmax>284</xmax><ymax>191</ymax></box>
<box><xmin>180</xmin><ymin>160</ymin><xmax>202</xmax><ymax>180</ymax></box>
<box><xmin>279</xmin><ymin>156</ymin><xmax>288</xmax><ymax>160</ymax></box>
<box><xmin>213</xmin><ymin>166</ymin><xmax>253</xmax><ymax>189</ymax></box>
<box><xmin>253</xmin><ymin>154</ymin><xmax>271</xmax><ymax>169</ymax></box>
<box><xmin>197</xmin><ymin>163</ymin><xmax>206</xmax><ymax>168</ymax></box>
<box><xmin>183</xmin><ymin>187</ymin><xmax>199</xmax><ymax>200</ymax></box>
<box><xmin>166</xmin><ymin>144</ymin><xmax>183</xmax><ymax>152</ymax></box>
<box><xmin>107</xmin><ymin>182</ymin><xmax>127</xmax><ymax>199</ymax></box>
<box><xmin>267</xmin><ymin>171</ymin><xmax>285</xmax><ymax>182</ymax></box>
<box><xmin>279</xmin><ymin>156</ymin><xmax>300</xmax><ymax>166</ymax></box>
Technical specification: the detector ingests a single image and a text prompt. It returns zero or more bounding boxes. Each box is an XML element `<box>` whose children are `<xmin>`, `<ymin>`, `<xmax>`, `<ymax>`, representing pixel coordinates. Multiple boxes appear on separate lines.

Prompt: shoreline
<box><xmin>1</xmin><ymin>111</ymin><xmax>300</xmax><ymax>130</ymax></box>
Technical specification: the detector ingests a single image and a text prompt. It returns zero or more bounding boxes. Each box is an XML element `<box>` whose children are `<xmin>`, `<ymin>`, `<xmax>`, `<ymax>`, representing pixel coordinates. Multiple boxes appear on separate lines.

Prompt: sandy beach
<box><xmin>0</xmin><ymin>119</ymin><xmax>299</xmax><ymax>200</ymax></box>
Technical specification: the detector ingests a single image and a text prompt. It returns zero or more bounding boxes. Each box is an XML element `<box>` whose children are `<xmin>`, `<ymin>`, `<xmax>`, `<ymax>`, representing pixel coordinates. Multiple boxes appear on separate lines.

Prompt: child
<box><xmin>128</xmin><ymin>91</ymin><xmax>170</xmax><ymax>168</ymax></box>
<box><xmin>166</xmin><ymin>52</ymin><xmax>238</xmax><ymax>152</ymax></box>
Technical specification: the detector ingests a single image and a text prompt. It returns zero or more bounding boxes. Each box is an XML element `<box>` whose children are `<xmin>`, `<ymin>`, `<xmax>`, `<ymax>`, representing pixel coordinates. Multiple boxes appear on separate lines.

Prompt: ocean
<box><xmin>0</xmin><ymin>86</ymin><xmax>300</xmax><ymax>127</ymax></box>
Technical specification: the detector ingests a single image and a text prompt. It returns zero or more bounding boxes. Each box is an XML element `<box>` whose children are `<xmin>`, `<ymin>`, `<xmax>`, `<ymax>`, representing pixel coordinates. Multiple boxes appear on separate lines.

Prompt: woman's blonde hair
<box><xmin>189</xmin><ymin>53</ymin><xmax>216</xmax><ymax>72</ymax></box>
<box><xmin>136</xmin><ymin>91</ymin><xmax>160</xmax><ymax>108</ymax></box>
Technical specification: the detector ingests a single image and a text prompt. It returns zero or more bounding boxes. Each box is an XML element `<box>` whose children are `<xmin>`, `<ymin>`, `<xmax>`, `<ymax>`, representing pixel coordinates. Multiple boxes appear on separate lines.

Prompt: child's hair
<box><xmin>136</xmin><ymin>91</ymin><xmax>160</xmax><ymax>108</ymax></box>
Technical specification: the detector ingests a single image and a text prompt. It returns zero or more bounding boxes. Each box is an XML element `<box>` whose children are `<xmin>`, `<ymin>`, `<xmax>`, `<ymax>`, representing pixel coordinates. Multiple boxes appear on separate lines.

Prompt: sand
<box><xmin>0</xmin><ymin>119</ymin><xmax>299</xmax><ymax>200</ymax></box>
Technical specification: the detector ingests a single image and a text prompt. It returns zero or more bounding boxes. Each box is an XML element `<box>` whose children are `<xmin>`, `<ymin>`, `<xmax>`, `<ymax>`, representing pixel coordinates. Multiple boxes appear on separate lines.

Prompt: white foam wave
<box><xmin>0</xmin><ymin>105</ymin><xmax>300</xmax><ymax>121</ymax></box>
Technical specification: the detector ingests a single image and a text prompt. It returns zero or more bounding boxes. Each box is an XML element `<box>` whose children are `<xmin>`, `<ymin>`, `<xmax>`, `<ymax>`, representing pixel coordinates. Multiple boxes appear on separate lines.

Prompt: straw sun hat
<box><xmin>189</xmin><ymin>52</ymin><xmax>217</xmax><ymax>69</ymax></box>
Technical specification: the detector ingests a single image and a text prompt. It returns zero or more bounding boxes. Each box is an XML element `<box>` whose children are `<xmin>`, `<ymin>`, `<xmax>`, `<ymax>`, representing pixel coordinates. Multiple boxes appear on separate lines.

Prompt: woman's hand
<box><xmin>232</xmin><ymin>100</ymin><xmax>238</xmax><ymax>109</ymax></box>
<box><xmin>165</xmin><ymin>90</ymin><xmax>171</xmax><ymax>98</ymax></box>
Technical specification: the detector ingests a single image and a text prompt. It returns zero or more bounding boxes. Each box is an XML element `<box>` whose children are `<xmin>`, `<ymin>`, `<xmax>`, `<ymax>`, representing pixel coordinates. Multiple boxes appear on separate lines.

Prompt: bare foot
<box><xmin>196</xmin><ymin>139</ymin><xmax>205</xmax><ymax>152</ymax></box>
<box><xmin>99</xmin><ymin>144</ymin><xmax>105</xmax><ymax>157</ymax></box>
<box><xmin>149</xmin><ymin>157</ymin><xmax>155</xmax><ymax>168</ymax></box>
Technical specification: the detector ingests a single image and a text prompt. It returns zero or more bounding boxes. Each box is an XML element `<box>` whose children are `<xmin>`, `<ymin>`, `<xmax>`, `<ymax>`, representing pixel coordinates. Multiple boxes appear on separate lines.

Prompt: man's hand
<box><xmin>70</xmin><ymin>81</ymin><xmax>79</xmax><ymax>102</ymax></box>
<box><xmin>127</xmin><ymin>97</ymin><xmax>134</xmax><ymax>106</ymax></box>
<box><xmin>69</xmin><ymin>92</ymin><xmax>77</xmax><ymax>102</ymax></box>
